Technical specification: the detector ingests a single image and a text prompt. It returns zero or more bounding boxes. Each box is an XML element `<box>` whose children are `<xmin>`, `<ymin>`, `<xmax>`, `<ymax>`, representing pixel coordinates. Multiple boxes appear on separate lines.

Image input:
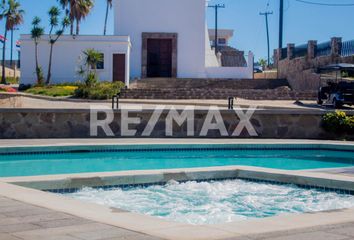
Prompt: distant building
<box><xmin>208</xmin><ymin>29</ymin><xmax>247</xmax><ymax>67</ymax></box>
<box><xmin>21</xmin><ymin>0</ymin><xmax>253</xmax><ymax>86</ymax></box>
<box><xmin>208</xmin><ymin>29</ymin><xmax>234</xmax><ymax>47</ymax></box>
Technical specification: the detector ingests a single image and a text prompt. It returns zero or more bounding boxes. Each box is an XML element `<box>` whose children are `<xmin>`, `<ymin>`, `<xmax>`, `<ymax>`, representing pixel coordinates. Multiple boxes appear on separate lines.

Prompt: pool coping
<box><xmin>1</xmin><ymin>166</ymin><xmax>354</xmax><ymax>240</ymax></box>
<box><xmin>0</xmin><ymin>138</ymin><xmax>354</xmax><ymax>148</ymax></box>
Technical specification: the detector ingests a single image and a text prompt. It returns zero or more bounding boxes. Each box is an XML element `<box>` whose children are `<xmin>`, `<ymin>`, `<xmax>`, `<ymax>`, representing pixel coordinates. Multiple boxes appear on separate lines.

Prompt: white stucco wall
<box><xmin>20</xmin><ymin>35</ymin><xmax>131</xmax><ymax>85</ymax></box>
<box><xmin>205</xmin><ymin>25</ymin><xmax>220</xmax><ymax>67</ymax></box>
<box><xmin>206</xmin><ymin>52</ymin><xmax>254</xmax><ymax>79</ymax></box>
<box><xmin>114</xmin><ymin>0</ymin><xmax>207</xmax><ymax>79</ymax></box>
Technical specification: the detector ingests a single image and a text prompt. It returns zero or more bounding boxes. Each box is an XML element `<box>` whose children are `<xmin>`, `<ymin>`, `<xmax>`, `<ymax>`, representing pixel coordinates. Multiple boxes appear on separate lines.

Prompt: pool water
<box><xmin>64</xmin><ymin>179</ymin><xmax>354</xmax><ymax>225</ymax></box>
<box><xmin>0</xmin><ymin>146</ymin><xmax>353</xmax><ymax>177</ymax></box>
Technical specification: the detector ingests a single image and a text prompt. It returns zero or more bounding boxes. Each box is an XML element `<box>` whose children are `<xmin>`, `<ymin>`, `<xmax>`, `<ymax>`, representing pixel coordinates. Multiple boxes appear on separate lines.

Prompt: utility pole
<box><xmin>260</xmin><ymin>11</ymin><xmax>273</xmax><ymax>66</ymax></box>
<box><xmin>279</xmin><ymin>0</ymin><xmax>284</xmax><ymax>49</ymax></box>
<box><xmin>208</xmin><ymin>4</ymin><xmax>225</xmax><ymax>55</ymax></box>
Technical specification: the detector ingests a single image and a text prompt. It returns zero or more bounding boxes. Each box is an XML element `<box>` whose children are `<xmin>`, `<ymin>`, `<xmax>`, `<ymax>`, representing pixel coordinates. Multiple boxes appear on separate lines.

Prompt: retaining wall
<box><xmin>0</xmin><ymin>108</ymin><xmax>350</xmax><ymax>139</ymax></box>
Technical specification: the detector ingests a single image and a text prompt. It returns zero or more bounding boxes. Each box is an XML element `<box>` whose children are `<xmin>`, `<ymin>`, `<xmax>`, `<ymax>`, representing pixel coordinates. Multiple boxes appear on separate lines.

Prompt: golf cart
<box><xmin>317</xmin><ymin>63</ymin><xmax>354</xmax><ymax>108</ymax></box>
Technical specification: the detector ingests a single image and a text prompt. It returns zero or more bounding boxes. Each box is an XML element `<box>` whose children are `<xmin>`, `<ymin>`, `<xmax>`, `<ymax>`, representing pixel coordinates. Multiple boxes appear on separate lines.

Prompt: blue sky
<box><xmin>1</xmin><ymin>0</ymin><xmax>354</xmax><ymax>61</ymax></box>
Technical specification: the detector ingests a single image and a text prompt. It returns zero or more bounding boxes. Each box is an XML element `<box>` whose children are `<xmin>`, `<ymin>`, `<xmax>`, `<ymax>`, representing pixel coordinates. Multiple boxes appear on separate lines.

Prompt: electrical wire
<box><xmin>295</xmin><ymin>0</ymin><xmax>354</xmax><ymax>7</ymax></box>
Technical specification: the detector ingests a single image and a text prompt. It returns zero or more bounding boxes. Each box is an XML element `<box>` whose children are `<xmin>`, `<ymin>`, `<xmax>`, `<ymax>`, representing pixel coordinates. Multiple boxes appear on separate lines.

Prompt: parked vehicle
<box><xmin>317</xmin><ymin>64</ymin><xmax>354</xmax><ymax>108</ymax></box>
<box><xmin>253</xmin><ymin>67</ymin><xmax>263</xmax><ymax>73</ymax></box>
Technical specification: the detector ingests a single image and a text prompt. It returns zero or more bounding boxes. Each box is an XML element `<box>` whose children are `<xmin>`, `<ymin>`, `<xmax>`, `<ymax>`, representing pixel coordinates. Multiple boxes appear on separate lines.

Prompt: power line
<box><xmin>295</xmin><ymin>0</ymin><xmax>354</xmax><ymax>6</ymax></box>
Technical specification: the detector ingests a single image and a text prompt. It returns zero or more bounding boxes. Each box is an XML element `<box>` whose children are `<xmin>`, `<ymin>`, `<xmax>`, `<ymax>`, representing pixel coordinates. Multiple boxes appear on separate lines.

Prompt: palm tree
<box><xmin>0</xmin><ymin>0</ymin><xmax>24</xmax><ymax>84</ymax></box>
<box><xmin>258</xmin><ymin>58</ymin><xmax>267</xmax><ymax>71</ymax></box>
<box><xmin>30</xmin><ymin>16</ymin><xmax>44</xmax><ymax>84</ymax></box>
<box><xmin>57</xmin><ymin>0</ymin><xmax>93</xmax><ymax>35</ymax></box>
<box><xmin>46</xmin><ymin>6</ymin><xmax>70</xmax><ymax>84</ymax></box>
<box><xmin>83</xmin><ymin>48</ymin><xmax>102</xmax><ymax>72</ymax></box>
<box><xmin>103</xmin><ymin>0</ymin><xmax>112</xmax><ymax>35</ymax></box>
<box><xmin>57</xmin><ymin>0</ymin><xmax>72</xmax><ymax>33</ymax></box>
<box><xmin>78</xmin><ymin>48</ymin><xmax>102</xmax><ymax>87</ymax></box>
<box><xmin>73</xmin><ymin>0</ymin><xmax>93</xmax><ymax>35</ymax></box>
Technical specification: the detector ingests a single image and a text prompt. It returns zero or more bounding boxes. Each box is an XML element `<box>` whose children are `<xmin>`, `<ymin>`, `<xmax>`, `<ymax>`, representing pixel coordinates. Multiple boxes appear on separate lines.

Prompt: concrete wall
<box><xmin>276</xmin><ymin>38</ymin><xmax>354</xmax><ymax>91</ymax></box>
<box><xmin>20</xmin><ymin>35</ymin><xmax>131</xmax><ymax>86</ymax></box>
<box><xmin>205</xmin><ymin>53</ymin><xmax>254</xmax><ymax>79</ymax></box>
<box><xmin>278</xmin><ymin>55</ymin><xmax>354</xmax><ymax>91</ymax></box>
<box><xmin>205</xmin><ymin>26</ymin><xmax>220</xmax><ymax>68</ymax></box>
<box><xmin>0</xmin><ymin>65</ymin><xmax>20</xmax><ymax>78</ymax></box>
<box><xmin>0</xmin><ymin>108</ymin><xmax>348</xmax><ymax>139</ymax></box>
<box><xmin>114</xmin><ymin>0</ymin><xmax>206</xmax><ymax>79</ymax></box>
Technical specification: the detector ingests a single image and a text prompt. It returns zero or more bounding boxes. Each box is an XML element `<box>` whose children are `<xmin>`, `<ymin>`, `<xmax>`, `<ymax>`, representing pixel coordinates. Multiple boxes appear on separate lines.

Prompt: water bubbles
<box><xmin>65</xmin><ymin>179</ymin><xmax>354</xmax><ymax>225</ymax></box>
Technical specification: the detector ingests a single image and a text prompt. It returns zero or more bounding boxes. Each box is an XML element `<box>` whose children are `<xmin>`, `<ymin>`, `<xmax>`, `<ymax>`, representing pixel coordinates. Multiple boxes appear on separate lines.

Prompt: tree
<box><xmin>57</xmin><ymin>0</ymin><xmax>93</xmax><ymax>35</ymax></box>
<box><xmin>57</xmin><ymin>0</ymin><xmax>73</xmax><ymax>33</ymax></box>
<box><xmin>0</xmin><ymin>0</ymin><xmax>24</xmax><ymax>84</ymax></box>
<box><xmin>46</xmin><ymin>6</ymin><xmax>70</xmax><ymax>84</ymax></box>
<box><xmin>83</xmin><ymin>48</ymin><xmax>103</xmax><ymax>71</ymax></box>
<box><xmin>78</xmin><ymin>48</ymin><xmax>103</xmax><ymax>87</ymax></box>
<box><xmin>258</xmin><ymin>58</ymin><xmax>267</xmax><ymax>70</ymax></box>
<box><xmin>103</xmin><ymin>0</ymin><xmax>112</xmax><ymax>35</ymax></box>
<box><xmin>74</xmin><ymin>0</ymin><xmax>93</xmax><ymax>35</ymax></box>
<box><xmin>30</xmin><ymin>16</ymin><xmax>44</xmax><ymax>84</ymax></box>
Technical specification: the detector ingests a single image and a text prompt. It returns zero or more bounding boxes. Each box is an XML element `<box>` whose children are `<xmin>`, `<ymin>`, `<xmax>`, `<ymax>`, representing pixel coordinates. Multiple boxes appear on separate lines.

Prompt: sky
<box><xmin>1</xmin><ymin>0</ymin><xmax>354</xmax><ymax>61</ymax></box>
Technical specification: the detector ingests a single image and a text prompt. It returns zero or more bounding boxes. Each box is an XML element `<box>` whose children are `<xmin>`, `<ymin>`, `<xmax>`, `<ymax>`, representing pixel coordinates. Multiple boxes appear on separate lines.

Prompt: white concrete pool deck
<box><xmin>0</xmin><ymin>139</ymin><xmax>354</xmax><ymax>240</ymax></box>
<box><xmin>0</xmin><ymin>166</ymin><xmax>354</xmax><ymax>240</ymax></box>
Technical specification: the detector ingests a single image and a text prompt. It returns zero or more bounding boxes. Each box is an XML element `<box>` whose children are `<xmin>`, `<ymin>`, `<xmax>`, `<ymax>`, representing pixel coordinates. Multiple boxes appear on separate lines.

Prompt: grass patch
<box><xmin>25</xmin><ymin>85</ymin><xmax>78</xmax><ymax>97</ymax></box>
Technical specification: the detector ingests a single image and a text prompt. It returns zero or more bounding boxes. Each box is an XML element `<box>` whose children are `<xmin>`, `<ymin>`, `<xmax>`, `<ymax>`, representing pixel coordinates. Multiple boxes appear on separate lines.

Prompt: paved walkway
<box><xmin>230</xmin><ymin>222</ymin><xmax>354</xmax><ymax>240</ymax></box>
<box><xmin>1</xmin><ymin>196</ymin><xmax>353</xmax><ymax>240</ymax></box>
<box><xmin>310</xmin><ymin>167</ymin><xmax>354</xmax><ymax>177</ymax></box>
<box><xmin>0</xmin><ymin>196</ymin><xmax>162</xmax><ymax>240</ymax></box>
<box><xmin>0</xmin><ymin>94</ymin><xmax>336</xmax><ymax>110</ymax></box>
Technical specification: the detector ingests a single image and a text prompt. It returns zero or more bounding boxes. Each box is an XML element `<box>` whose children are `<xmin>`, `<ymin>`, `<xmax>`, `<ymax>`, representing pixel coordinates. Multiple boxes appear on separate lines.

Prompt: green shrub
<box><xmin>6</xmin><ymin>77</ymin><xmax>19</xmax><ymax>84</ymax></box>
<box><xmin>25</xmin><ymin>85</ymin><xmax>78</xmax><ymax>97</ymax></box>
<box><xmin>322</xmin><ymin>111</ymin><xmax>354</xmax><ymax>135</ymax></box>
<box><xmin>36</xmin><ymin>67</ymin><xmax>44</xmax><ymax>85</ymax></box>
<box><xmin>74</xmin><ymin>81</ymin><xmax>125</xmax><ymax>100</ymax></box>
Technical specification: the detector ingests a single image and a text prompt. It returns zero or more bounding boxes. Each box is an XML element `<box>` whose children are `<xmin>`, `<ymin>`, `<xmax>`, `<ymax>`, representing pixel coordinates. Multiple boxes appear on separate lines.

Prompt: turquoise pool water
<box><xmin>65</xmin><ymin>179</ymin><xmax>354</xmax><ymax>225</ymax></box>
<box><xmin>0</xmin><ymin>145</ymin><xmax>353</xmax><ymax>177</ymax></box>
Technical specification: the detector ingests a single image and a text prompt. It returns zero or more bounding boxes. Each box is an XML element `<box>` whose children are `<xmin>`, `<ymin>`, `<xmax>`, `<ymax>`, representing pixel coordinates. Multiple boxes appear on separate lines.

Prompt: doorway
<box><xmin>147</xmin><ymin>39</ymin><xmax>172</xmax><ymax>78</ymax></box>
<box><xmin>112</xmin><ymin>54</ymin><xmax>126</xmax><ymax>83</ymax></box>
<box><xmin>141</xmin><ymin>33</ymin><xmax>178</xmax><ymax>78</ymax></box>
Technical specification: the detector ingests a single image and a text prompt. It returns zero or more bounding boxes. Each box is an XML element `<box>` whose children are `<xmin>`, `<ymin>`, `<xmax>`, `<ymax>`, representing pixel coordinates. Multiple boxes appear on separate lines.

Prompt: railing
<box><xmin>277</xmin><ymin>38</ymin><xmax>354</xmax><ymax>61</ymax></box>
<box><xmin>294</xmin><ymin>44</ymin><xmax>308</xmax><ymax>58</ymax></box>
<box><xmin>112</xmin><ymin>93</ymin><xmax>121</xmax><ymax>109</ymax></box>
<box><xmin>316</xmin><ymin>41</ymin><xmax>331</xmax><ymax>57</ymax></box>
<box><xmin>341</xmin><ymin>40</ymin><xmax>354</xmax><ymax>57</ymax></box>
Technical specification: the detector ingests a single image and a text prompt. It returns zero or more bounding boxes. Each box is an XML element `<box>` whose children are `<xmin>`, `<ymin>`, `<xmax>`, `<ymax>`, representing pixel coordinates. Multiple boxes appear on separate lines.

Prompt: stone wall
<box><xmin>129</xmin><ymin>78</ymin><xmax>290</xmax><ymax>89</ymax></box>
<box><xmin>275</xmin><ymin>38</ymin><xmax>354</xmax><ymax>91</ymax></box>
<box><xmin>121</xmin><ymin>88</ymin><xmax>316</xmax><ymax>100</ymax></box>
<box><xmin>0</xmin><ymin>108</ymin><xmax>350</xmax><ymax>139</ymax></box>
<box><xmin>0</xmin><ymin>94</ymin><xmax>23</xmax><ymax>108</ymax></box>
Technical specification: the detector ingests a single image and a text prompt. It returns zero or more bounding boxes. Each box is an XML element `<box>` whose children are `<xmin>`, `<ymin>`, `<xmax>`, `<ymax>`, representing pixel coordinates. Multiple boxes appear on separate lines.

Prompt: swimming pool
<box><xmin>64</xmin><ymin>179</ymin><xmax>354</xmax><ymax>225</ymax></box>
<box><xmin>0</xmin><ymin>144</ymin><xmax>353</xmax><ymax>177</ymax></box>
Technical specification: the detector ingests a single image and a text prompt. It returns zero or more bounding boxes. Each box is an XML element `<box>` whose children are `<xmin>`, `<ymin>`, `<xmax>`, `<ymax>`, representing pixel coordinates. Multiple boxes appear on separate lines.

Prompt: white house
<box><xmin>20</xmin><ymin>0</ymin><xmax>253</xmax><ymax>87</ymax></box>
<box><xmin>209</xmin><ymin>29</ymin><xmax>234</xmax><ymax>47</ymax></box>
